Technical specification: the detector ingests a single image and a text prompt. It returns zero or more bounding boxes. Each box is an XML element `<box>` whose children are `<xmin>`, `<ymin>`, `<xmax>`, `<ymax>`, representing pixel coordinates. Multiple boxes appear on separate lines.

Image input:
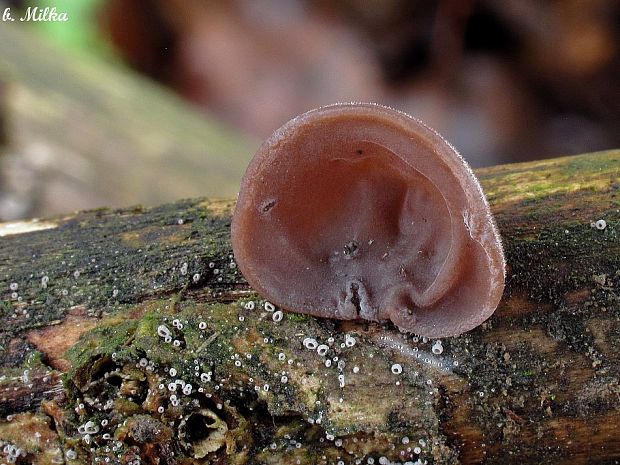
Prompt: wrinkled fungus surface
<box><xmin>232</xmin><ymin>103</ymin><xmax>505</xmax><ymax>337</ymax></box>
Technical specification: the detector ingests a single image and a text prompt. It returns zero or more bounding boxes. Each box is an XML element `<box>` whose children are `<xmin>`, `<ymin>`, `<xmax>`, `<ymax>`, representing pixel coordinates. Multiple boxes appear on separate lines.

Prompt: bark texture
<box><xmin>0</xmin><ymin>149</ymin><xmax>618</xmax><ymax>465</ymax></box>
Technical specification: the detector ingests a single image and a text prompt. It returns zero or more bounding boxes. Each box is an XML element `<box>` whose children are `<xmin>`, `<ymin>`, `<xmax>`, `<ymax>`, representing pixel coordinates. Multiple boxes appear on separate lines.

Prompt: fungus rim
<box><xmin>232</xmin><ymin>102</ymin><xmax>506</xmax><ymax>337</ymax></box>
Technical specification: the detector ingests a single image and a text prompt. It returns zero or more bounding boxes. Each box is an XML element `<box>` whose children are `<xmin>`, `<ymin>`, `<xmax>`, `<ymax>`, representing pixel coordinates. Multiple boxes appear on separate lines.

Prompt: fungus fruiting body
<box><xmin>232</xmin><ymin>103</ymin><xmax>505</xmax><ymax>337</ymax></box>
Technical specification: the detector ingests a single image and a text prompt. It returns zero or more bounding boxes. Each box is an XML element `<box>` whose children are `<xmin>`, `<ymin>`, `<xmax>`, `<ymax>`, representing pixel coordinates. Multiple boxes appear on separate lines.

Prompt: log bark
<box><xmin>0</xmin><ymin>149</ymin><xmax>619</xmax><ymax>465</ymax></box>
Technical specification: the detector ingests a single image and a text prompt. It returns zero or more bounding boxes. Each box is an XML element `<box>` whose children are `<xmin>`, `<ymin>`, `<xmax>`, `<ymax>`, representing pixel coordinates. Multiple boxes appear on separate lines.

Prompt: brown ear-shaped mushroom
<box><xmin>231</xmin><ymin>103</ymin><xmax>505</xmax><ymax>338</ymax></box>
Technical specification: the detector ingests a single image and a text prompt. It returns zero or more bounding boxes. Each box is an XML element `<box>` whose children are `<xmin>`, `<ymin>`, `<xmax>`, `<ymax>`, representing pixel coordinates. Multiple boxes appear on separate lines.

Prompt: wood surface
<box><xmin>0</xmin><ymin>149</ymin><xmax>618</xmax><ymax>464</ymax></box>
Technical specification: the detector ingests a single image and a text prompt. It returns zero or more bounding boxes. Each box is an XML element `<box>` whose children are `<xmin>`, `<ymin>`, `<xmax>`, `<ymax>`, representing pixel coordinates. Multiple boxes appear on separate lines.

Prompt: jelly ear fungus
<box><xmin>231</xmin><ymin>103</ymin><xmax>505</xmax><ymax>338</ymax></box>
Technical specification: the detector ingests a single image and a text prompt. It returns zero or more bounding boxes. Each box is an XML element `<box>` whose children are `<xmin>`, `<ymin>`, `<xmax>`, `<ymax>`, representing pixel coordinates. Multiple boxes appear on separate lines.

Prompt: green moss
<box><xmin>113</xmin><ymin>399</ymin><xmax>142</xmax><ymax>417</ymax></box>
<box><xmin>66</xmin><ymin>318</ymin><xmax>139</xmax><ymax>384</ymax></box>
<box><xmin>285</xmin><ymin>313</ymin><xmax>311</xmax><ymax>323</ymax></box>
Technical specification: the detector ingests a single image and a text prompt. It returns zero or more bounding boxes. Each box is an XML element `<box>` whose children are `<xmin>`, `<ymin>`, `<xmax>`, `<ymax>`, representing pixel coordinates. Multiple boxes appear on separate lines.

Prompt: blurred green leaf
<box><xmin>26</xmin><ymin>0</ymin><xmax>115</xmax><ymax>59</ymax></box>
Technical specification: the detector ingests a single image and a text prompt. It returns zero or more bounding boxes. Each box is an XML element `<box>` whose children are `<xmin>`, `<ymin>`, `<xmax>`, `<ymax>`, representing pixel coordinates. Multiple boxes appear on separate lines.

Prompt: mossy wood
<box><xmin>0</xmin><ymin>150</ymin><xmax>618</xmax><ymax>465</ymax></box>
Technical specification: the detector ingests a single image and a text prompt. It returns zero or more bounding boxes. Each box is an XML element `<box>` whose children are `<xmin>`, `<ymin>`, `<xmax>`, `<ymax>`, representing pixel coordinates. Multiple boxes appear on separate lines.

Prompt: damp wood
<box><xmin>0</xmin><ymin>150</ymin><xmax>618</xmax><ymax>465</ymax></box>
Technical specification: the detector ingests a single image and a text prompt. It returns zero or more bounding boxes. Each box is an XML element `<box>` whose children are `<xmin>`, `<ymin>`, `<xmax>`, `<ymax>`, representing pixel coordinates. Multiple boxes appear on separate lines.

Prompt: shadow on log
<box><xmin>0</xmin><ymin>150</ymin><xmax>618</xmax><ymax>464</ymax></box>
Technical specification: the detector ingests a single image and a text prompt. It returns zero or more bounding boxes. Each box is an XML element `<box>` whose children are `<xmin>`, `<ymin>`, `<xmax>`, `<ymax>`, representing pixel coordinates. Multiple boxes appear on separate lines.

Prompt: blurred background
<box><xmin>0</xmin><ymin>0</ymin><xmax>619</xmax><ymax>221</ymax></box>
